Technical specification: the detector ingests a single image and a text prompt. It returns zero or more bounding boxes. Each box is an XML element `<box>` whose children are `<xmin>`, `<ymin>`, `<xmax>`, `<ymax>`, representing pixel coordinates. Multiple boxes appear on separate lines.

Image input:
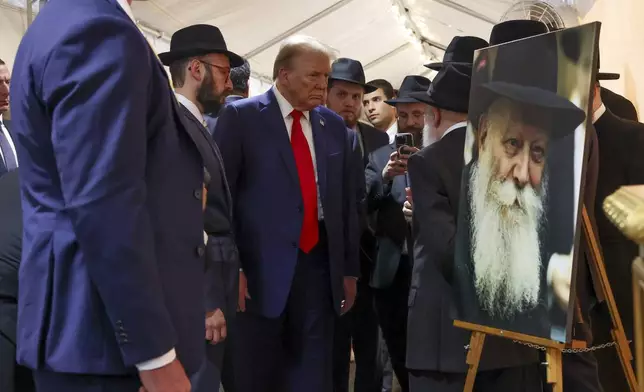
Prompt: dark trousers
<box><xmin>562</xmin><ymin>352</ymin><xmax>604</xmax><ymax>392</ymax></box>
<box><xmin>408</xmin><ymin>365</ymin><xmax>542</xmax><ymax>392</ymax></box>
<box><xmin>32</xmin><ymin>370</ymin><xmax>140</xmax><ymax>392</ymax></box>
<box><xmin>332</xmin><ymin>278</ymin><xmax>381</xmax><ymax>392</ymax></box>
<box><xmin>191</xmin><ymin>260</ymin><xmax>239</xmax><ymax>392</ymax></box>
<box><xmin>232</xmin><ymin>242</ymin><xmax>335</xmax><ymax>392</ymax></box>
<box><xmin>0</xmin><ymin>332</ymin><xmax>34</xmax><ymax>392</ymax></box>
<box><xmin>373</xmin><ymin>255</ymin><xmax>411</xmax><ymax>392</ymax></box>
<box><xmin>380</xmin><ymin>330</ymin><xmax>393</xmax><ymax>392</ymax></box>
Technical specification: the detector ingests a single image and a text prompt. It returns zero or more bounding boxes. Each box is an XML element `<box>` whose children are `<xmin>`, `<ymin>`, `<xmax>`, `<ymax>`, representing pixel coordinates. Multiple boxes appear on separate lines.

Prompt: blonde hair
<box><xmin>272</xmin><ymin>35</ymin><xmax>335</xmax><ymax>80</ymax></box>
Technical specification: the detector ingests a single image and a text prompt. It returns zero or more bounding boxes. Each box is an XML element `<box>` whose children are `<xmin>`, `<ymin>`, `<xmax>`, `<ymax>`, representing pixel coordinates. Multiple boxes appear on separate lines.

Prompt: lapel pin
<box><xmin>320</xmin><ymin>118</ymin><xmax>325</xmax><ymax>127</ymax></box>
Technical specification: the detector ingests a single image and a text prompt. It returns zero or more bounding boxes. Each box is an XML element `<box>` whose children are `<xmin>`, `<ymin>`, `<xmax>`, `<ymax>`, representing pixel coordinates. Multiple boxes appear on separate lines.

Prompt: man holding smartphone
<box><xmin>364</xmin><ymin>75</ymin><xmax>432</xmax><ymax>392</ymax></box>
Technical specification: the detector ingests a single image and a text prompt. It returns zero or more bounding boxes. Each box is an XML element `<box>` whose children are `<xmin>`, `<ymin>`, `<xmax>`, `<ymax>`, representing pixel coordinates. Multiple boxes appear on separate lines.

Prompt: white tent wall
<box><xmin>0</xmin><ymin>3</ymin><xmax>30</xmax><ymax>69</ymax></box>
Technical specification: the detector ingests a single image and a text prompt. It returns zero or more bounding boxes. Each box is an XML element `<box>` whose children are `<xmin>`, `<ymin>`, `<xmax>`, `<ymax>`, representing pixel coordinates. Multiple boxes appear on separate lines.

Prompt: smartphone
<box><xmin>395</xmin><ymin>133</ymin><xmax>415</xmax><ymax>156</ymax></box>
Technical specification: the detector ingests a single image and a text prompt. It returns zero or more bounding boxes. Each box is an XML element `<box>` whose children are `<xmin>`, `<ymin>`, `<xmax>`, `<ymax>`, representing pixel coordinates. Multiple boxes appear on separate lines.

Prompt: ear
<box><xmin>188</xmin><ymin>59</ymin><xmax>204</xmax><ymax>82</ymax></box>
<box><xmin>431</xmin><ymin>107</ymin><xmax>441</xmax><ymax>128</ymax></box>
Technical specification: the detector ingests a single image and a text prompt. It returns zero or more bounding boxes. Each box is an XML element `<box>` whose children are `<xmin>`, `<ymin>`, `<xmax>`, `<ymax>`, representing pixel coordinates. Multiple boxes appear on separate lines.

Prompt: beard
<box><xmin>422</xmin><ymin>122</ymin><xmax>436</xmax><ymax>148</ymax></box>
<box><xmin>197</xmin><ymin>67</ymin><xmax>223</xmax><ymax>115</ymax></box>
<box><xmin>469</xmin><ymin>145</ymin><xmax>547</xmax><ymax>319</ymax></box>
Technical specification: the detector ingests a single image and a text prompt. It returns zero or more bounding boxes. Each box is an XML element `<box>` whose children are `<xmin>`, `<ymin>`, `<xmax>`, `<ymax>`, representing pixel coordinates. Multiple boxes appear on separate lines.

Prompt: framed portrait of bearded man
<box><xmin>452</xmin><ymin>23</ymin><xmax>600</xmax><ymax>343</ymax></box>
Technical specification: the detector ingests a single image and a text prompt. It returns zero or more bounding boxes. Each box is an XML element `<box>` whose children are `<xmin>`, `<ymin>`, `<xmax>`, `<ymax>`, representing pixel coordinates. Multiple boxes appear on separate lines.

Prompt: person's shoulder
<box><xmin>315</xmin><ymin>106</ymin><xmax>345</xmax><ymax>128</ymax></box>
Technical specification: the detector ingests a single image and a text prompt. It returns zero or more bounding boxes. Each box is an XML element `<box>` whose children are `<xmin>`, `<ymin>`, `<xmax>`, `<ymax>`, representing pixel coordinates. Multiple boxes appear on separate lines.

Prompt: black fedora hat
<box><xmin>471</xmin><ymin>30</ymin><xmax>586</xmax><ymax>138</ymax></box>
<box><xmin>596</xmin><ymin>43</ymin><xmax>619</xmax><ymax>81</ymax></box>
<box><xmin>425</xmin><ymin>36</ymin><xmax>489</xmax><ymax>71</ymax></box>
<box><xmin>159</xmin><ymin>24</ymin><xmax>243</xmax><ymax>67</ymax></box>
<box><xmin>329</xmin><ymin>58</ymin><xmax>377</xmax><ymax>93</ymax></box>
<box><xmin>385</xmin><ymin>75</ymin><xmax>431</xmax><ymax>105</ymax></box>
<box><xmin>410</xmin><ymin>64</ymin><xmax>471</xmax><ymax>114</ymax></box>
<box><xmin>489</xmin><ymin>20</ymin><xmax>549</xmax><ymax>46</ymax></box>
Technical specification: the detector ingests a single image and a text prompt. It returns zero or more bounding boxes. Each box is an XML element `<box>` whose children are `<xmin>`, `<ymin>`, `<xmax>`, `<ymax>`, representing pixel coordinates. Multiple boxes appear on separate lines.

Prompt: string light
<box><xmin>389</xmin><ymin>0</ymin><xmax>439</xmax><ymax>62</ymax></box>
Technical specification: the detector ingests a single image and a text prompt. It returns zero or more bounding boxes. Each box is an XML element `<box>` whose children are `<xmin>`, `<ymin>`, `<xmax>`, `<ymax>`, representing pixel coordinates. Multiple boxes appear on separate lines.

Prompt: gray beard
<box><xmin>469</xmin><ymin>147</ymin><xmax>547</xmax><ymax>319</ymax></box>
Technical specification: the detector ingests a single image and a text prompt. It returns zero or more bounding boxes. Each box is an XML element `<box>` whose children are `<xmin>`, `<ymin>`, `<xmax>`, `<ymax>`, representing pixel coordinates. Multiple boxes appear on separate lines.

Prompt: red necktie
<box><xmin>290</xmin><ymin>110</ymin><xmax>319</xmax><ymax>253</ymax></box>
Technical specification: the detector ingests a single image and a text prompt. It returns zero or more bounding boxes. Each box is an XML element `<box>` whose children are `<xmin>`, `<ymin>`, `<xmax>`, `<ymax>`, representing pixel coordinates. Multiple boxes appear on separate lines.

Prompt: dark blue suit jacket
<box><xmin>10</xmin><ymin>0</ymin><xmax>220</xmax><ymax>376</ymax></box>
<box><xmin>213</xmin><ymin>89</ymin><xmax>360</xmax><ymax>317</ymax></box>
<box><xmin>204</xmin><ymin>95</ymin><xmax>246</xmax><ymax>136</ymax></box>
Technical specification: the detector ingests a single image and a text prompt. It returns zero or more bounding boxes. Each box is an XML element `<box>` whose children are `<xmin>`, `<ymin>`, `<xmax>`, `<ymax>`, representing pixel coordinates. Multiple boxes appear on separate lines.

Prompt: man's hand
<box><xmin>341</xmin><ymin>277</ymin><xmax>357</xmax><ymax>315</ymax></box>
<box><xmin>237</xmin><ymin>270</ymin><xmax>251</xmax><ymax>312</ymax></box>
<box><xmin>548</xmin><ymin>253</ymin><xmax>573</xmax><ymax>311</ymax></box>
<box><xmin>138</xmin><ymin>359</ymin><xmax>191</xmax><ymax>392</ymax></box>
<box><xmin>403</xmin><ymin>187</ymin><xmax>413</xmax><ymax>223</ymax></box>
<box><xmin>382</xmin><ymin>148</ymin><xmax>418</xmax><ymax>182</ymax></box>
<box><xmin>205</xmin><ymin>309</ymin><xmax>227</xmax><ymax>345</ymax></box>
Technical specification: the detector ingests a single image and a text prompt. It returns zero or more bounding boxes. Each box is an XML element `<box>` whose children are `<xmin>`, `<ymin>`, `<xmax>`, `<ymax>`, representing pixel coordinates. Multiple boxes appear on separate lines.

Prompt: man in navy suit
<box><xmin>10</xmin><ymin>1</ymin><xmax>223</xmax><ymax>391</ymax></box>
<box><xmin>0</xmin><ymin>58</ymin><xmax>18</xmax><ymax>177</ymax></box>
<box><xmin>214</xmin><ymin>35</ymin><xmax>360</xmax><ymax>392</ymax></box>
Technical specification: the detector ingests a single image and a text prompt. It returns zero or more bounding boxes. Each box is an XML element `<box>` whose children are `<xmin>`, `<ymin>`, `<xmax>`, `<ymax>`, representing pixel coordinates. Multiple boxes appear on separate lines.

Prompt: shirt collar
<box><xmin>592</xmin><ymin>103</ymin><xmax>606</xmax><ymax>124</ymax></box>
<box><xmin>272</xmin><ymin>85</ymin><xmax>310</xmax><ymax>122</ymax></box>
<box><xmin>442</xmin><ymin>121</ymin><xmax>467</xmax><ymax>140</ymax></box>
<box><xmin>116</xmin><ymin>0</ymin><xmax>136</xmax><ymax>23</ymax></box>
<box><xmin>175</xmin><ymin>93</ymin><xmax>205</xmax><ymax>125</ymax></box>
<box><xmin>386</xmin><ymin>121</ymin><xmax>398</xmax><ymax>143</ymax></box>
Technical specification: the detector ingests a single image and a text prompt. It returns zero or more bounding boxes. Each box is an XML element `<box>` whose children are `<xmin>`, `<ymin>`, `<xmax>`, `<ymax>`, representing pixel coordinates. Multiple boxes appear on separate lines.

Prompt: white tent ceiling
<box><xmin>131</xmin><ymin>0</ymin><xmax>516</xmax><ymax>89</ymax></box>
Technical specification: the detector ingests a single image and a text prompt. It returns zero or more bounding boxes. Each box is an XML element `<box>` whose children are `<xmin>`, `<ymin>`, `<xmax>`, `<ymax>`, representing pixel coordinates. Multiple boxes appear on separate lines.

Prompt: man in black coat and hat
<box><xmin>589</xmin><ymin>43</ymin><xmax>644</xmax><ymax>392</ymax></box>
<box><xmin>158</xmin><ymin>24</ymin><xmax>241</xmax><ymax>392</ymax></box>
<box><xmin>326</xmin><ymin>57</ymin><xmax>387</xmax><ymax>392</ymax></box>
<box><xmin>364</xmin><ymin>75</ymin><xmax>432</xmax><ymax>392</ymax></box>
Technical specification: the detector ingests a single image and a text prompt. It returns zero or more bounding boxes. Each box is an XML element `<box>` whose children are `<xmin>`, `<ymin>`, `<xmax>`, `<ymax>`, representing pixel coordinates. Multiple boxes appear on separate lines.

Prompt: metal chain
<box><xmin>464</xmin><ymin>339</ymin><xmax>631</xmax><ymax>354</ymax></box>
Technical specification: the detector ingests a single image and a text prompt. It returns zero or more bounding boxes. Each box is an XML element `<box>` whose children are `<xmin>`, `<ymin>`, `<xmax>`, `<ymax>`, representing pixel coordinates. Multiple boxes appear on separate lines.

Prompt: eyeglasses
<box><xmin>199</xmin><ymin>60</ymin><xmax>231</xmax><ymax>83</ymax></box>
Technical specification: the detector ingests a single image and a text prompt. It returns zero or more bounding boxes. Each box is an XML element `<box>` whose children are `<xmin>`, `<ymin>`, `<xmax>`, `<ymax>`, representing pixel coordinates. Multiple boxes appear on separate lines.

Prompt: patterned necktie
<box><xmin>0</xmin><ymin>123</ymin><xmax>18</xmax><ymax>172</ymax></box>
<box><xmin>290</xmin><ymin>110</ymin><xmax>318</xmax><ymax>253</ymax></box>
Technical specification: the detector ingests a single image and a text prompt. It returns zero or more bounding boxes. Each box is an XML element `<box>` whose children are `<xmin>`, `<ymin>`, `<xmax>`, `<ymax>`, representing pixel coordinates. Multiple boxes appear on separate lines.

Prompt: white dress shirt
<box><xmin>114</xmin><ymin>0</ymin><xmax>177</xmax><ymax>372</ymax></box>
<box><xmin>0</xmin><ymin>114</ymin><xmax>18</xmax><ymax>168</ymax></box>
<box><xmin>386</xmin><ymin>121</ymin><xmax>398</xmax><ymax>144</ymax></box>
<box><xmin>272</xmin><ymin>86</ymin><xmax>324</xmax><ymax>219</ymax></box>
<box><xmin>592</xmin><ymin>103</ymin><xmax>606</xmax><ymax>124</ymax></box>
<box><xmin>441</xmin><ymin>121</ymin><xmax>467</xmax><ymax>140</ymax></box>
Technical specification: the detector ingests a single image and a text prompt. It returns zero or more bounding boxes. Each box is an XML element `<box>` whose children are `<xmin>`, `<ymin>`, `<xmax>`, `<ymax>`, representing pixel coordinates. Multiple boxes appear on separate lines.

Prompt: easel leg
<box><xmin>545</xmin><ymin>348</ymin><xmax>563</xmax><ymax>392</ymax></box>
<box><xmin>463</xmin><ymin>332</ymin><xmax>486</xmax><ymax>392</ymax></box>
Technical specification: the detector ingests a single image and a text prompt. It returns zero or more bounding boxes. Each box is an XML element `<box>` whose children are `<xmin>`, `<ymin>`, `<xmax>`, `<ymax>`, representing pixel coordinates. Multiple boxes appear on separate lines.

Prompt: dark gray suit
<box><xmin>407</xmin><ymin>127</ymin><xmax>542</xmax><ymax>392</ymax></box>
<box><xmin>365</xmin><ymin>143</ymin><xmax>412</xmax><ymax>391</ymax></box>
<box><xmin>333</xmin><ymin>121</ymin><xmax>388</xmax><ymax>392</ymax></box>
<box><xmin>0</xmin><ymin>170</ymin><xmax>35</xmax><ymax>392</ymax></box>
<box><xmin>179</xmin><ymin>104</ymin><xmax>238</xmax><ymax>392</ymax></box>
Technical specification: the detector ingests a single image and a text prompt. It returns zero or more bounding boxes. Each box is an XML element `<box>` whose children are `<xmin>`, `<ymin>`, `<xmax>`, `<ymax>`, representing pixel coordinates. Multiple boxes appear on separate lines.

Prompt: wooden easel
<box><xmin>455</xmin><ymin>206</ymin><xmax>638</xmax><ymax>392</ymax></box>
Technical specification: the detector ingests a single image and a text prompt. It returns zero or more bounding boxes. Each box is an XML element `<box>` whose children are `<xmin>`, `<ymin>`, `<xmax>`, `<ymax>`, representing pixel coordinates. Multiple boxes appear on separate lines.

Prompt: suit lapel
<box><xmin>310</xmin><ymin>109</ymin><xmax>327</xmax><ymax>203</ymax></box>
<box><xmin>172</xmin><ymin>98</ymin><xmax>233</xmax><ymax>217</ymax></box>
<box><xmin>259</xmin><ymin>91</ymin><xmax>299</xmax><ymax>186</ymax></box>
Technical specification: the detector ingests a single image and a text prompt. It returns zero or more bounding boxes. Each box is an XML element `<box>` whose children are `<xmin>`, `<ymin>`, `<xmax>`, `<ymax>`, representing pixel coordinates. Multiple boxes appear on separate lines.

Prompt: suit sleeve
<box><xmin>627</xmin><ymin>124</ymin><xmax>644</xmax><ymax>185</ymax></box>
<box><xmin>41</xmin><ymin>20</ymin><xmax>176</xmax><ymax>366</ymax></box>
<box><xmin>343</xmin><ymin>128</ymin><xmax>361</xmax><ymax>278</ymax></box>
<box><xmin>408</xmin><ymin>152</ymin><xmax>456</xmax><ymax>283</ymax></box>
<box><xmin>365</xmin><ymin>153</ymin><xmax>388</xmax><ymax>213</ymax></box>
<box><xmin>213</xmin><ymin>105</ymin><xmax>243</xmax><ymax>207</ymax></box>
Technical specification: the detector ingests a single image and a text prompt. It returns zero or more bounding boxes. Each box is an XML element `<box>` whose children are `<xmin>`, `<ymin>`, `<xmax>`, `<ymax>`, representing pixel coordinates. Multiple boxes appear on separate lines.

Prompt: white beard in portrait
<box><xmin>469</xmin><ymin>124</ymin><xmax>547</xmax><ymax>319</ymax></box>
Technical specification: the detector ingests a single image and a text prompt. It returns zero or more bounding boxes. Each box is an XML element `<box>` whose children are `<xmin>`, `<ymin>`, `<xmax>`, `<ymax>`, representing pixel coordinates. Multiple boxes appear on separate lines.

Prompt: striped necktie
<box><xmin>0</xmin><ymin>122</ymin><xmax>17</xmax><ymax>172</ymax></box>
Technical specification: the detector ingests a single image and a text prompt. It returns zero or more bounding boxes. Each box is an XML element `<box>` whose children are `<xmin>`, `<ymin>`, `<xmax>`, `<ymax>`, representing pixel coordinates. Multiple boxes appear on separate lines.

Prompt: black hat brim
<box><xmin>597</xmin><ymin>72</ymin><xmax>620</xmax><ymax>81</ymax></box>
<box><xmin>158</xmin><ymin>47</ymin><xmax>244</xmax><ymax>68</ymax></box>
<box><xmin>385</xmin><ymin>96</ymin><xmax>431</xmax><ymax>106</ymax></box>
<box><xmin>424</xmin><ymin>61</ymin><xmax>474</xmax><ymax>71</ymax></box>
<box><xmin>408</xmin><ymin>91</ymin><xmax>468</xmax><ymax>114</ymax></box>
<box><xmin>329</xmin><ymin>77</ymin><xmax>378</xmax><ymax>93</ymax></box>
<box><xmin>473</xmin><ymin>82</ymin><xmax>586</xmax><ymax>138</ymax></box>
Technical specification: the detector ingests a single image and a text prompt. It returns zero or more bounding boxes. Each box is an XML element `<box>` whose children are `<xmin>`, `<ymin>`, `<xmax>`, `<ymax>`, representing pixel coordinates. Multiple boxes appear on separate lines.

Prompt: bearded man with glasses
<box><xmin>159</xmin><ymin>24</ymin><xmax>242</xmax><ymax>392</ymax></box>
